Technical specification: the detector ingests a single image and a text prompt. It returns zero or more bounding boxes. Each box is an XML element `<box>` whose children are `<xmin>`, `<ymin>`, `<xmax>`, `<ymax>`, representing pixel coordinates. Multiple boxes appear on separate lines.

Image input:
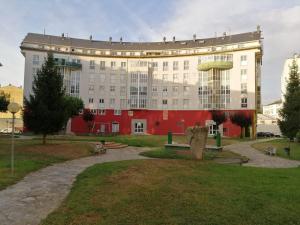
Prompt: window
<box><xmin>241</xmin><ymin>83</ymin><xmax>247</xmax><ymax>94</ymax></box>
<box><xmin>152</xmin><ymin>62</ymin><xmax>158</xmax><ymax>71</ymax></box>
<box><xmin>152</xmin><ymin>86</ymin><xmax>158</xmax><ymax>96</ymax></box>
<box><xmin>111</xmin><ymin>61</ymin><xmax>116</xmax><ymax>69</ymax></box>
<box><xmin>183</xmin><ymin>73</ymin><xmax>189</xmax><ymax>83</ymax></box>
<box><xmin>163</xmin><ymin>61</ymin><xmax>168</xmax><ymax>71</ymax></box>
<box><xmin>100</xmin><ymin>61</ymin><xmax>105</xmax><ymax>70</ymax></box>
<box><xmin>172</xmin><ymin>99</ymin><xmax>178</xmax><ymax>107</ymax></box>
<box><xmin>112</xmin><ymin>123</ymin><xmax>120</xmax><ymax>133</ymax></box>
<box><xmin>209</xmin><ymin>124</ymin><xmax>218</xmax><ymax>135</ymax></box>
<box><xmin>120</xmin><ymin>99</ymin><xmax>127</xmax><ymax>109</ymax></box>
<box><xmin>120</xmin><ymin>86</ymin><xmax>126</xmax><ymax>96</ymax></box>
<box><xmin>183</xmin><ymin>99</ymin><xmax>189</xmax><ymax>109</ymax></box>
<box><xmin>184</xmin><ymin>60</ymin><xmax>189</xmax><ymax>70</ymax></box>
<box><xmin>114</xmin><ymin>110</ymin><xmax>121</xmax><ymax>115</ymax></box>
<box><xmin>162</xmin><ymin>99</ymin><xmax>168</xmax><ymax>105</ymax></box>
<box><xmin>32</xmin><ymin>55</ymin><xmax>39</xmax><ymax>65</ymax></box>
<box><xmin>121</xmin><ymin>62</ymin><xmax>126</xmax><ymax>68</ymax></box>
<box><xmin>173</xmin><ymin>61</ymin><xmax>179</xmax><ymax>70</ymax></box>
<box><xmin>89</xmin><ymin>60</ymin><xmax>95</xmax><ymax>70</ymax></box>
<box><xmin>99</xmin><ymin>85</ymin><xmax>105</xmax><ymax>92</ymax></box>
<box><xmin>89</xmin><ymin>98</ymin><xmax>94</xmax><ymax>103</ymax></box>
<box><xmin>162</xmin><ymin>74</ymin><xmax>168</xmax><ymax>82</ymax></box>
<box><xmin>110</xmin><ymin>98</ymin><xmax>115</xmax><ymax>108</ymax></box>
<box><xmin>183</xmin><ymin>86</ymin><xmax>190</xmax><ymax>95</ymax></box>
<box><xmin>241</xmin><ymin>55</ymin><xmax>247</xmax><ymax>66</ymax></box>
<box><xmin>32</xmin><ymin>68</ymin><xmax>38</xmax><ymax>76</ymax></box>
<box><xmin>134</xmin><ymin>122</ymin><xmax>144</xmax><ymax>134</ymax></box>
<box><xmin>241</xmin><ymin>69</ymin><xmax>247</xmax><ymax>81</ymax></box>
<box><xmin>163</xmin><ymin>86</ymin><xmax>168</xmax><ymax>96</ymax></box>
<box><xmin>241</xmin><ymin>97</ymin><xmax>247</xmax><ymax>108</ymax></box>
<box><xmin>173</xmin><ymin>74</ymin><xmax>179</xmax><ymax>82</ymax></box>
<box><xmin>99</xmin><ymin>74</ymin><xmax>105</xmax><ymax>83</ymax></box>
<box><xmin>173</xmin><ymin>86</ymin><xmax>178</xmax><ymax>93</ymax></box>
<box><xmin>89</xmin><ymin>74</ymin><xmax>95</xmax><ymax>83</ymax></box>
<box><xmin>120</xmin><ymin>75</ymin><xmax>126</xmax><ymax>83</ymax></box>
<box><xmin>91</xmin><ymin>109</ymin><xmax>97</xmax><ymax>115</ymax></box>
<box><xmin>110</xmin><ymin>86</ymin><xmax>115</xmax><ymax>92</ymax></box>
<box><xmin>99</xmin><ymin>109</ymin><xmax>106</xmax><ymax>115</ymax></box>
<box><xmin>88</xmin><ymin>85</ymin><xmax>94</xmax><ymax>95</ymax></box>
<box><xmin>151</xmin><ymin>99</ymin><xmax>158</xmax><ymax>108</ymax></box>
<box><xmin>110</xmin><ymin>75</ymin><xmax>117</xmax><ymax>84</ymax></box>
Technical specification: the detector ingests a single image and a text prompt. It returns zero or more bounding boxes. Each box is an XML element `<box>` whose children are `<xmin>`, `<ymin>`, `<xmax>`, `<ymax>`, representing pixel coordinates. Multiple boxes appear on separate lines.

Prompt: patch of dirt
<box><xmin>18</xmin><ymin>142</ymin><xmax>92</xmax><ymax>159</ymax></box>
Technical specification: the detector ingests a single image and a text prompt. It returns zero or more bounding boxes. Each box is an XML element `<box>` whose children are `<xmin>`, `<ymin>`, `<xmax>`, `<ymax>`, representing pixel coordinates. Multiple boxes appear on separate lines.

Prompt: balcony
<box><xmin>198</xmin><ymin>61</ymin><xmax>233</xmax><ymax>71</ymax></box>
<box><xmin>54</xmin><ymin>58</ymin><xmax>82</xmax><ymax>70</ymax></box>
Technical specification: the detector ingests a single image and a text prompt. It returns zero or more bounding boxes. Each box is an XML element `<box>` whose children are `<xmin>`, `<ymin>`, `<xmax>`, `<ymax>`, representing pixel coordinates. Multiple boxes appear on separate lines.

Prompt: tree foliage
<box><xmin>0</xmin><ymin>91</ymin><xmax>9</xmax><ymax>112</ymax></box>
<box><xmin>82</xmin><ymin>109</ymin><xmax>95</xmax><ymax>133</ymax></box>
<box><xmin>210</xmin><ymin>110</ymin><xmax>227</xmax><ymax>127</ymax></box>
<box><xmin>278</xmin><ymin>59</ymin><xmax>300</xmax><ymax>139</ymax></box>
<box><xmin>63</xmin><ymin>96</ymin><xmax>84</xmax><ymax>129</ymax></box>
<box><xmin>23</xmin><ymin>53</ymin><xmax>66</xmax><ymax>144</ymax></box>
<box><xmin>230</xmin><ymin>112</ymin><xmax>252</xmax><ymax>138</ymax></box>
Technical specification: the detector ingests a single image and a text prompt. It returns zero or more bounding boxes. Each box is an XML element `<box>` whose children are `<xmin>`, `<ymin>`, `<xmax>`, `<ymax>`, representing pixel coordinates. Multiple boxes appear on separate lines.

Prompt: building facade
<box><xmin>21</xmin><ymin>28</ymin><xmax>263</xmax><ymax>137</ymax></box>
<box><xmin>262</xmin><ymin>99</ymin><xmax>282</xmax><ymax>119</ymax></box>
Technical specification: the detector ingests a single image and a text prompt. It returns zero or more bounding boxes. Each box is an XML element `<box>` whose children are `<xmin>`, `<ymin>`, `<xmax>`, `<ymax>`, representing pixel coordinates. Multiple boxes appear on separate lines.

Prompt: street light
<box><xmin>7</xmin><ymin>102</ymin><xmax>21</xmax><ymax>175</ymax></box>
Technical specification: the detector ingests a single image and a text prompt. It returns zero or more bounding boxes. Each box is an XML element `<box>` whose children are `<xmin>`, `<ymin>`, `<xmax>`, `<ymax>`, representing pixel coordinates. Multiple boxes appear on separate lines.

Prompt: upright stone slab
<box><xmin>186</xmin><ymin>126</ymin><xmax>208</xmax><ymax>160</ymax></box>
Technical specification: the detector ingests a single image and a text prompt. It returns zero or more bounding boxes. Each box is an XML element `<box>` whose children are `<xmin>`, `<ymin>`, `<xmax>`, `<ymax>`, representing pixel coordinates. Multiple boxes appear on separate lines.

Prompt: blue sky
<box><xmin>1</xmin><ymin>0</ymin><xmax>300</xmax><ymax>104</ymax></box>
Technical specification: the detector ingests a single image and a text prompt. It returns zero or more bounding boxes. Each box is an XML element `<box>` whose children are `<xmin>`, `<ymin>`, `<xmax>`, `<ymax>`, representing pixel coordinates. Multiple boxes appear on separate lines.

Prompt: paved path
<box><xmin>0</xmin><ymin>147</ymin><xmax>149</xmax><ymax>225</ymax></box>
<box><xmin>224</xmin><ymin>139</ymin><xmax>300</xmax><ymax>168</ymax></box>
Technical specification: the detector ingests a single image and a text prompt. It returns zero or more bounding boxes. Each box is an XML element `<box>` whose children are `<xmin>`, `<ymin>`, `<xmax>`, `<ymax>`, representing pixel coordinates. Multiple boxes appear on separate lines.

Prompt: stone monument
<box><xmin>186</xmin><ymin>125</ymin><xmax>208</xmax><ymax>160</ymax></box>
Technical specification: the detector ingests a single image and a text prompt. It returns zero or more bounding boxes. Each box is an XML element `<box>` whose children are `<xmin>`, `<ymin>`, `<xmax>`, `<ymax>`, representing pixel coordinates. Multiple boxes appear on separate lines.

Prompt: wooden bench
<box><xmin>265</xmin><ymin>147</ymin><xmax>276</xmax><ymax>156</ymax></box>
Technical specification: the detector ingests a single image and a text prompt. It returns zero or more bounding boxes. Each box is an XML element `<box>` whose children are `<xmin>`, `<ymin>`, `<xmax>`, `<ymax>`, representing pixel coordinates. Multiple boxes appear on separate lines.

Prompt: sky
<box><xmin>1</xmin><ymin>0</ymin><xmax>300</xmax><ymax>104</ymax></box>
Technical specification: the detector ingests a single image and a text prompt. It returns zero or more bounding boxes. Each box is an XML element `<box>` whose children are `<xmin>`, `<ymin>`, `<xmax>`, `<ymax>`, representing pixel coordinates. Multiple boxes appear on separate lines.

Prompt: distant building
<box><xmin>281</xmin><ymin>53</ymin><xmax>300</xmax><ymax>101</ymax></box>
<box><xmin>0</xmin><ymin>84</ymin><xmax>23</xmax><ymax>130</ymax></box>
<box><xmin>257</xmin><ymin>113</ymin><xmax>281</xmax><ymax>135</ymax></box>
<box><xmin>20</xmin><ymin>27</ymin><xmax>263</xmax><ymax>137</ymax></box>
<box><xmin>262</xmin><ymin>99</ymin><xmax>282</xmax><ymax>119</ymax></box>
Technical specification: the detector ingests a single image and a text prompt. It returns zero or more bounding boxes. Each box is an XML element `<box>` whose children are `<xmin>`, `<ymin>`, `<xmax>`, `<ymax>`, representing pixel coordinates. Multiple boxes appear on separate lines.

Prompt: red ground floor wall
<box><xmin>71</xmin><ymin>109</ymin><xmax>255</xmax><ymax>137</ymax></box>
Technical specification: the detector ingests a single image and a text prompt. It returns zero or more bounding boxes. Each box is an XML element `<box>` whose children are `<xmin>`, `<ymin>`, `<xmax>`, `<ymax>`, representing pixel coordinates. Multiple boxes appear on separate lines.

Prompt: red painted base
<box><xmin>71</xmin><ymin>109</ymin><xmax>255</xmax><ymax>137</ymax></box>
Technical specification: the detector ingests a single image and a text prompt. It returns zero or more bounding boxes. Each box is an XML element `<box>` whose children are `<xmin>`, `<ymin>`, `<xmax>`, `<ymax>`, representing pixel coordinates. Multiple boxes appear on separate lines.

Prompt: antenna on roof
<box><xmin>163</xmin><ymin>36</ymin><xmax>166</xmax><ymax>43</ymax></box>
<box><xmin>89</xmin><ymin>35</ymin><xmax>92</xmax><ymax>41</ymax></box>
<box><xmin>120</xmin><ymin>37</ymin><xmax>123</xmax><ymax>44</ymax></box>
<box><xmin>173</xmin><ymin>36</ymin><xmax>176</xmax><ymax>42</ymax></box>
<box><xmin>193</xmin><ymin>34</ymin><xmax>196</xmax><ymax>42</ymax></box>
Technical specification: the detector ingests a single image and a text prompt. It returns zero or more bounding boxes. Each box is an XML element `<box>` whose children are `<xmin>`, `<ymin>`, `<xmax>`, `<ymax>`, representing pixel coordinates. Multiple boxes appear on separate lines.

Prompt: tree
<box><xmin>82</xmin><ymin>109</ymin><xmax>95</xmax><ymax>133</ymax></box>
<box><xmin>63</xmin><ymin>96</ymin><xmax>84</xmax><ymax>132</ymax></box>
<box><xmin>278</xmin><ymin>59</ymin><xmax>300</xmax><ymax>139</ymax></box>
<box><xmin>230</xmin><ymin>112</ymin><xmax>252</xmax><ymax>138</ymax></box>
<box><xmin>210</xmin><ymin>110</ymin><xmax>227</xmax><ymax>130</ymax></box>
<box><xmin>23</xmin><ymin>53</ymin><xmax>66</xmax><ymax>144</ymax></box>
<box><xmin>0</xmin><ymin>91</ymin><xmax>9</xmax><ymax>112</ymax></box>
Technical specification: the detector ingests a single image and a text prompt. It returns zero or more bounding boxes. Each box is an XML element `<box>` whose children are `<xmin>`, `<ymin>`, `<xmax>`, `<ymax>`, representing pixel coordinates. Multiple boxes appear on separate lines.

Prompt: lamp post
<box><xmin>7</xmin><ymin>102</ymin><xmax>21</xmax><ymax>175</ymax></box>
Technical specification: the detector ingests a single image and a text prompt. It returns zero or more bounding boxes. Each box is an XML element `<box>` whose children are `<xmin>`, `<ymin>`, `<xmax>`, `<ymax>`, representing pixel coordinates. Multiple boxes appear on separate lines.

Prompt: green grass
<box><xmin>0</xmin><ymin>137</ymin><xmax>92</xmax><ymax>190</ymax></box>
<box><xmin>39</xmin><ymin>134</ymin><xmax>242</xmax><ymax>147</ymax></box>
<box><xmin>252</xmin><ymin>139</ymin><xmax>300</xmax><ymax>160</ymax></box>
<box><xmin>41</xmin><ymin>159</ymin><xmax>300</xmax><ymax>225</ymax></box>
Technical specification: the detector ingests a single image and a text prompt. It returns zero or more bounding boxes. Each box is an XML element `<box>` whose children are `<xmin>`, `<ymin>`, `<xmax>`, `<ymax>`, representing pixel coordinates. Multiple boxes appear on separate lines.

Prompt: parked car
<box><xmin>256</xmin><ymin>132</ymin><xmax>266</xmax><ymax>138</ymax></box>
<box><xmin>264</xmin><ymin>132</ymin><xmax>275</xmax><ymax>137</ymax></box>
<box><xmin>0</xmin><ymin>128</ymin><xmax>22</xmax><ymax>134</ymax></box>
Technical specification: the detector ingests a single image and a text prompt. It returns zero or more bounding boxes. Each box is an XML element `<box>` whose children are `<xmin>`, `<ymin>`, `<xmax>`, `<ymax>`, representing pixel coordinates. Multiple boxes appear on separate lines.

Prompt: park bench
<box><xmin>265</xmin><ymin>147</ymin><xmax>276</xmax><ymax>156</ymax></box>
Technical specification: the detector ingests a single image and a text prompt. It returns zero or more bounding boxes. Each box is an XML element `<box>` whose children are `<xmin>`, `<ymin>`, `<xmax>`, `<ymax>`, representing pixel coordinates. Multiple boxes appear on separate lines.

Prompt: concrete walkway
<box><xmin>224</xmin><ymin>139</ymin><xmax>300</xmax><ymax>168</ymax></box>
<box><xmin>0</xmin><ymin>147</ymin><xmax>149</xmax><ymax>225</ymax></box>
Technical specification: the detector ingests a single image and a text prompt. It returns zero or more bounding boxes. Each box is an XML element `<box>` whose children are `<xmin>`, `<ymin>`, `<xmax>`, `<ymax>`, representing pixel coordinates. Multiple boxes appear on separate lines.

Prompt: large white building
<box><xmin>21</xmin><ymin>27</ymin><xmax>263</xmax><ymax>136</ymax></box>
<box><xmin>263</xmin><ymin>99</ymin><xmax>282</xmax><ymax>119</ymax></box>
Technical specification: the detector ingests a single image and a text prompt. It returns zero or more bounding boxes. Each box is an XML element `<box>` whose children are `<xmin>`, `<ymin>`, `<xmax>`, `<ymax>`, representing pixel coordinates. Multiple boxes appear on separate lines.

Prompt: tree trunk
<box><xmin>42</xmin><ymin>134</ymin><xmax>47</xmax><ymax>145</ymax></box>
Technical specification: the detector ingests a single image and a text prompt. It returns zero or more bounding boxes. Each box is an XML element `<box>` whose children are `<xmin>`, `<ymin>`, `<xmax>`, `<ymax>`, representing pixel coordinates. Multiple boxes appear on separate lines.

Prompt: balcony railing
<box><xmin>54</xmin><ymin>58</ymin><xmax>82</xmax><ymax>70</ymax></box>
<box><xmin>198</xmin><ymin>61</ymin><xmax>233</xmax><ymax>71</ymax></box>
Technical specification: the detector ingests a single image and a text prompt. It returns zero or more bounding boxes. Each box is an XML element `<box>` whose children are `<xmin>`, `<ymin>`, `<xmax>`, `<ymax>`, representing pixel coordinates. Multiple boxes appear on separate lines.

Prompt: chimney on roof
<box><xmin>173</xmin><ymin>36</ymin><xmax>176</xmax><ymax>42</ymax></box>
<box><xmin>89</xmin><ymin>35</ymin><xmax>92</xmax><ymax>41</ymax></box>
<box><xmin>193</xmin><ymin>34</ymin><xmax>196</xmax><ymax>42</ymax></box>
<box><xmin>163</xmin><ymin>37</ymin><xmax>166</xmax><ymax>43</ymax></box>
<box><xmin>120</xmin><ymin>37</ymin><xmax>123</xmax><ymax>44</ymax></box>
<box><xmin>109</xmin><ymin>37</ymin><xmax>112</xmax><ymax>44</ymax></box>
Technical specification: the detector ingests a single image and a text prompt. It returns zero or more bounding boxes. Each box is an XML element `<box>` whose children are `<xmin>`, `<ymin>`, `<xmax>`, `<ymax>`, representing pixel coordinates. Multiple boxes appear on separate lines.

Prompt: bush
<box><xmin>296</xmin><ymin>131</ymin><xmax>300</xmax><ymax>143</ymax></box>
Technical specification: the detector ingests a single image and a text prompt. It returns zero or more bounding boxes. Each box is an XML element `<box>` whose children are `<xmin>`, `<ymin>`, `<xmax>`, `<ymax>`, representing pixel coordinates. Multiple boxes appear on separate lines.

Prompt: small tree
<box><xmin>0</xmin><ymin>91</ymin><xmax>9</xmax><ymax>112</ymax></box>
<box><xmin>82</xmin><ymin>109</ymin><xmax>95</xmax><ymax>133</ymax></box>
<box><xmin>210</xmin><ymin>110</ymin><xmax>227</xmax><ymax>131</ymax></box>
<box><xmin>230</xmin><ymin>112</ymin><xmax>252</xmax><ymax>138</ymax></box>
<box><xmin>278</xmin><ymin>59</ymin><xmax>300</xmax><ymax>140</ymax></box>
<box><xmin>23</xmin><ymin>53</ymin><xmax>66</xmax><ymax>144</ymax></box>
<box><xmin>63</xmin><ymin>96</ymin><xmax>84</xmax><ymax>132</ymax></box>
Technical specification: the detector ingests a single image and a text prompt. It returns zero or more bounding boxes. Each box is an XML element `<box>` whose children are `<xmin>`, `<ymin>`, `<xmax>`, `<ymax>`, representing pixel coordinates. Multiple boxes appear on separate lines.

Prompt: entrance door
<box><xmin>131</xmin><ymin>119</ymin><xmax>147</xmax><ymax>134</ymax></box>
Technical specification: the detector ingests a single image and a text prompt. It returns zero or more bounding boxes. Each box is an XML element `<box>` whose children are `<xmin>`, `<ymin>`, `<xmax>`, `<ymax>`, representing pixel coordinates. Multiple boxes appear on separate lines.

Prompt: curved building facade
<box><xmin>21</xmin><ymin>28</ymin><xmax>263</xmax><ymax>137</ymax></box>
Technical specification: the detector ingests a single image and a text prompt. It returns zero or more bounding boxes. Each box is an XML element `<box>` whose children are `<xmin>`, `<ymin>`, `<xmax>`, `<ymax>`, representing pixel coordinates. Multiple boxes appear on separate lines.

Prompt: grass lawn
<box><xmin>41</xmin><ymin>159</ymin><xmax>300</xmax><ymax>225</ymax></box>
<box><xmin>0</xmin><ymin>135</ymin><xmax>92</xmax><ymax>190</ymax></box>
<box><xmin>41</xmin><ymin>134</ymin><xmax>242</xmax><ymax>148</ymax></box>
<box><xmin>252</xmin><ymin>139</ymin><xmax>300</xmax><ymax>160</ymax></box>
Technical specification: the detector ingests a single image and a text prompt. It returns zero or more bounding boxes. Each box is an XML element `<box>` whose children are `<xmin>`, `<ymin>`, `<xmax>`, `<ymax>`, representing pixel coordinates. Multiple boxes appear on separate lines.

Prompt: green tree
<box><xmin>82</xmin><ymin>109</ymin><xmax>95</xmax><ymax>134</ymax></box>
<box><xmin>63</xmin><ymin>96</ymin><xmax>84</xmax><ymax>132</ymax></box>
<box><xmin>230</xmin><ymin>112</ymin><xmax>252</xmax><ymax>138</ymax></box>
<box><xmin>279</xmin><ymin>59</ymin><xmax>300</xmax><ymax>139</ymax></box>
<box><xmin>23</xmin><ymin>53</ymin><xmax>66</xmax><ymax>144</ymax></box>
<box><xmin>0</xmin><ymin>91</ymin><xmax>9</xmax><ymax>112</ymax></box>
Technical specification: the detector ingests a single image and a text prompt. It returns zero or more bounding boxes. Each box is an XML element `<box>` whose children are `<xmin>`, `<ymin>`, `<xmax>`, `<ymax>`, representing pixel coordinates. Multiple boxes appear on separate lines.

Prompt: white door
<box><xmin>134</xmin><ymin>122</ymin><xmax>144</xmax><ymax>134</ymax></box>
